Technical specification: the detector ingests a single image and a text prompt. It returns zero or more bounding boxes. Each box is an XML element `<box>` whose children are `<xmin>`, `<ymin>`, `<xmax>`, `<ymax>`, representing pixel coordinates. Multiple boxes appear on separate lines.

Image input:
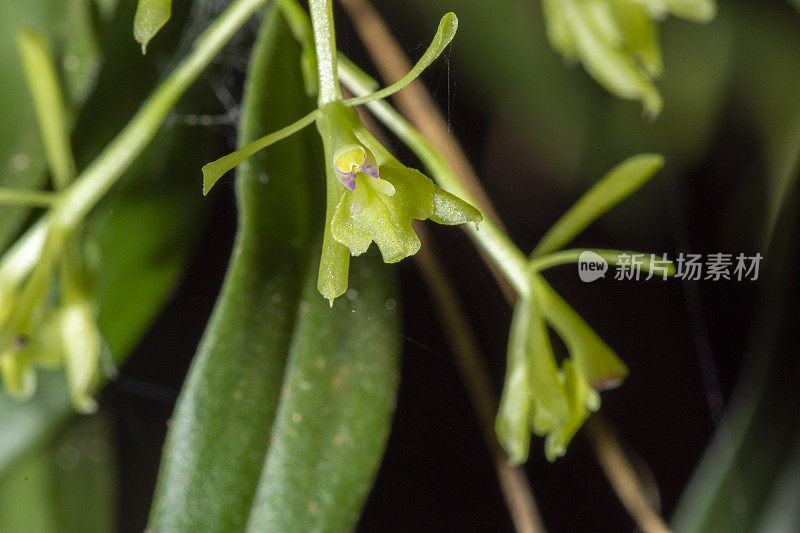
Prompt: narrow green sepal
<box><xmin>533</xmin><ymin>274</ymin><xmax>629</xmax><ymax>389</ymax></box>
<box><xmin>543</xmin><ymin>359</ymin><xmax>596</xmax><ymax>461</ymax></box>
<box><xmin>201</xmin><ymin>110</ymin><xmax>318</xmax><ymax>195</ymax></box>
<box><xmin>317</xmin><ymin>227</ymin><xmax>351</xmax><ymax>304</ymax></box>
<box><xmin>610</xmin><ymin>0</ymin><xmax>663</xmax><ymax>78</ymax></box>
<box><xmin>60</xmin><ymin>300</ymin><xmax>101</xmax><ymax>413</ymax></box>
<box><xmin>542</xmin><ymin>0</ymin><xmax>578</xmax><ymax>59</ymax></box>
<box><xmin>133</xmin><ymin>0</ymin><xmax>173</xmax><ymax>54</ymax></box>
<box><xmin>429</xmin><ymin>186</ymin><xmax>483</xmax><ymax>227</ymax></box>
<box><xmin>533</xmin><ymin>153</ymin><xmax>664</xmax><ymax>258</ymax></box>
<box><xmin>60</xmin><ymin>241</ymin><xmax>101</xmax><ymax>413</ymax></box>
<box><xmin>525</xmin><ymin>299</ymin><xmax>569</xmax><ymax>435</ymax></box>
<box><xmin>318</xmin><ymin>132</ymin><xmax>352</xmax><ymax>305</ymax></box>
<box><xmin>496</xmin><ymin>298</ymin><xmax>535</xmax><ymax>465</ymax></box>
<box><xmin>0</xmin><ymin>352</ymin><xmax>37</xmax><ymax>401</ymax></box>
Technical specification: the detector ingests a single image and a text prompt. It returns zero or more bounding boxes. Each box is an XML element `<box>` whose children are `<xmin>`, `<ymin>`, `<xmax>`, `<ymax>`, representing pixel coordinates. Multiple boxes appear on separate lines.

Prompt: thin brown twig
<box><xmin>414</xmin><ymin>223</ymin><xmax>546</xmax><ymax>533</ymax></box>
<box><xmin>338</xmin><ymin>0</ymin><xmax>671</xmax><ymax>531</ymax></box>
<box><xmin>586</xmin><ymin>417</ymin><xmax>671</xmax><ymax>533</ymax></box>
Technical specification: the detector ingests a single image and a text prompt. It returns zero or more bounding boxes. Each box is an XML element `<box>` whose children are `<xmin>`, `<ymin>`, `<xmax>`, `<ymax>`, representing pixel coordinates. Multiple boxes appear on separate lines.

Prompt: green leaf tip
<box><xmin>133</xmin><ymin>0</ymin><xmax>173</xmax><ymax>54</ymax></box>
<box><xmin>343</xmin><ymin>12</ymin><xmax>459</xmax><ymax>107</ymax></box>
<box><xmin>16</xmin><ymin>28</ymin><xmax>77</xmax><ymax>190</ymax></box>
<box><xmin>533</xmin><ymin>153</ymin><xmax>664</xmax><ymax>258</ymax></box>
<box><xmin>201</xmin><ymin>109</ymin><xmax>319</xmax><ymax>195</ymax></box>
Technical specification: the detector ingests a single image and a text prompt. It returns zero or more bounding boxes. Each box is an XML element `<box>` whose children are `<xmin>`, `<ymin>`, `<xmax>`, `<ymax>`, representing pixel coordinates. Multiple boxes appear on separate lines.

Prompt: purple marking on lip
<box><xmin>339</xmin><ymin>172</ymin><xmax>356</xmax><ymax>191</ymax></box>
<box><xmin>592</xmin><ymin>376</ymin><xmax>623</xmax><ymax>391</ymax></box>
<box><xmin>361</xmin><ymin>162</ymin><xmax>379</xmax><ymax>179</ymax></box>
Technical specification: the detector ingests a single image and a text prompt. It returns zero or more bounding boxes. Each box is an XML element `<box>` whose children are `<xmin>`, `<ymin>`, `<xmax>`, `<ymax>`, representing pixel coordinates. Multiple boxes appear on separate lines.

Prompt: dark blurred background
<box><xmin>99</xmin><ymin>1</ymin><xmax>800</xmax><ymax>531</ymax></box>
<box><xmin>1</xmin><ymin>0</ymin><xmax>795</xmax><ymax>530</ymax></box>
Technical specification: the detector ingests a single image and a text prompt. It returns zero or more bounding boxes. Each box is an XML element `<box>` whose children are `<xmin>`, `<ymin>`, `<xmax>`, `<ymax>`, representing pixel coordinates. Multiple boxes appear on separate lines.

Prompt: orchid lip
<box><xmin>333</xmin><ymin>144</ymin><xmax>380</xmax><ymax>190</ymax></box>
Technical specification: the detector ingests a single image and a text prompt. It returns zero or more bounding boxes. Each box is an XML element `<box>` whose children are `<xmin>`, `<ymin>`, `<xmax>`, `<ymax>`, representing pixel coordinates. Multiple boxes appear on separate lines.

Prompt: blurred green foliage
<box><xmin>0</xmin><ymin>412</ymin><xmax>116</xmax><ymax>532</ymax></box>
<box><xmin>0</xmin><ymin>0</ymin><xmax>217</xmax><ymax>527</ymax></box>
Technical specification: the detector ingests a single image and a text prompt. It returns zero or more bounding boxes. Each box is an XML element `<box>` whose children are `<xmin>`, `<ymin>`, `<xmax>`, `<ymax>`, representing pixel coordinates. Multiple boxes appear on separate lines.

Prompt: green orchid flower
<box><xmin>319</xmin><ymin>101</ymin><xmax>480</xmax><ymax>270</ymax></box>
<box><xmin>0</xmin><ymin>28</ymin><xmax>105</xmax><ymax>410</ymax></box>
<box><xmin>202</xmin><ymin>12</ymin><xmax>481</xmax><ymax>304</ymax></box>
<box><xmin>496</xmin><ymin>271</ymin><xmax>628</xmax><ymax>463</ymax></box>
<box><xmin>0</xmin><ymin>224</ymin><xmax>103</xmax><ymax>412</ymax></box>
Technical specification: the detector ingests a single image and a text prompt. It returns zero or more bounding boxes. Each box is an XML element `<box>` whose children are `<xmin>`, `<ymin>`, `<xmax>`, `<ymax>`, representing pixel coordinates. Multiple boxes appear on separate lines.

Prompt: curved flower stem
<box><xmin>308</xmin><ymin>0</ymin><xmax>342</xmax><ymax>104</ymax></box>
<box><xmin>52</xmin><ymin>0</ymin><xmax>269</xmax><ymax>232</ymax></box>
<box><xmin>0</xmin><ymin>188</ymin><xmax>60</xmax><ymax>208</ymax></box>
<box><xmin>530</xmin><ymin>248</ymin><xmax>676</xmax><ymax>275</ymax></box>
<box><xmin>342</xmin><ymin>12</ymin><xmax>457</xmax><ymax>108</ymax></box>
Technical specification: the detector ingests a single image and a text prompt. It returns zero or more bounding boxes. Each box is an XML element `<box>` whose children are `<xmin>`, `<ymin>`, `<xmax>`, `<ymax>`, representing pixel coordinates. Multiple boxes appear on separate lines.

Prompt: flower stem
<box><xmin>308</xmin><ymin>0</ymin><xmax>341</xmax><ymax>105</ymax></box>
<box><xmin>530</xmin><ymin>248</ymin><xmax>676</xmax><ymax>275</ymax></box>
<box><xmin>52</xmin><ymin>0</ymin><xmax>269</xmax><ymax>231</ymax></box>
<box><xmin>0</xmin><ymin>188</ymin><xmax>59</xmax><ymax>207</ymax></box>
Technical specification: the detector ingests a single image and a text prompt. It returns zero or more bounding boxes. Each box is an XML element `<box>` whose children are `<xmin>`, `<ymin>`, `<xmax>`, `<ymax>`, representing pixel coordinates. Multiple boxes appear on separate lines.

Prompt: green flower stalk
<box><xmin>202</xmin><ymin>10</ymin><xmax>481</xmax><ymax>304</ymax></box>
<box><xmin>1</xmin><ymin>0</ymin><xmax>270</xmax><ymax>408</ymax></box>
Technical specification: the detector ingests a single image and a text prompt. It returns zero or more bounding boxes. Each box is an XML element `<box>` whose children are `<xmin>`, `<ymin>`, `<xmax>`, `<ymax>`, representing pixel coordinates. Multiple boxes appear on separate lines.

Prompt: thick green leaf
<box><xmin>150</xmin><ymin>11</ymin><xmax>400</xmax><ymax>531</ymax></box>
<box><xmin>148</xmin><ymin>11</ymin><xmax>317</xmax><ymax>530</ymax></box>
<box><xmin>0</xmin><ymin>411</ymin><xmax>117</xmax><ymax>532</ymax></box>
<box><xmin>245</xmin><ymin>255</ymin><xmax>399</xmax><ymax>531</ymax></box>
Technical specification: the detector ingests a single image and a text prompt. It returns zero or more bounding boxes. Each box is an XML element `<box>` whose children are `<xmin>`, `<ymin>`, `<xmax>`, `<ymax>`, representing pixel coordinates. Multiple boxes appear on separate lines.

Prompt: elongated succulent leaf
<box><xmin>149</xmin><ymin>12</ymin><xmax>400</xmax><ymax>531</ymax></box>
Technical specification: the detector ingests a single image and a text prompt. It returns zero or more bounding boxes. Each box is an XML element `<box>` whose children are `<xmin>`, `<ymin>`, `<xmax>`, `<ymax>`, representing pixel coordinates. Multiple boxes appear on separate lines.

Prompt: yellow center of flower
<box><xmin>334</xmin><ymin>146</ymin><xmax>367</xmax><ymax>175</ymax></box>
